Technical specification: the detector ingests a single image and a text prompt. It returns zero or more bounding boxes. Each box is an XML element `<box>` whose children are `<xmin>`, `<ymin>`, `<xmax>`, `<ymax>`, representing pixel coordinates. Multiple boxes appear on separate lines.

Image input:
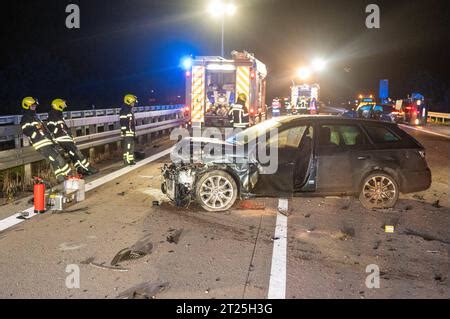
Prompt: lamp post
<box><xmin>208</xmin><ymin>1</ymin><xmax>236</xmax><ymax>57</ymax></box>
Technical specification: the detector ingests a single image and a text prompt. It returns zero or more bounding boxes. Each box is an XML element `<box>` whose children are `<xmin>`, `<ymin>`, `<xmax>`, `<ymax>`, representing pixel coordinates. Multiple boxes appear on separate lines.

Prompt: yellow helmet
<box><xmin>22</xmin><ymin>97</ymin><xmax>38</xmax><ymax>110</ymax></box>
<box><xmin>124</xmin><ymin>94</ymin><xmax>138</xmax><ymax>106</ymax></box>
<box><xmin>238</xmin><ymin>93</ymin><xmax>247</xmax><ymax>102</ymax></box>
<box><xmin>51</xmin><ymin>98</ymin><xmax>67</xmax><ymax>111</ymax></box>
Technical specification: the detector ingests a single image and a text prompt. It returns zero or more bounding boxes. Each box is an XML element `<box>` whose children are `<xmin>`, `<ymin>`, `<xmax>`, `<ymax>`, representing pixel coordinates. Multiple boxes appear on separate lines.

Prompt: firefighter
<box><xmin>120</xmin><ymin>94</ymin><xmax>138</xmax><ymax>165</ymax></box>
<box><xmin>20</xmin><ymin>97</ymin><xmax>71</xmax><ymax>183</ymax></box>
<box><xmin>46</xmin><ymin>99</ymin><xmax>98</xmax><ymax>176</ymax></box>
<box><xmin>228</xmin><ymin>93</ymin><xmax>249</xmax><ymax>129</ymax></box>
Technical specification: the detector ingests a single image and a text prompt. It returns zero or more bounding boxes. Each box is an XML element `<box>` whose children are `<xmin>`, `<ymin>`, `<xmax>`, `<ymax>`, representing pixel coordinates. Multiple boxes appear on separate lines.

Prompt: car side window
<box><xmin>318</xmin><ymin>125</ymin><xmax>365</xmax><ymax>147</ymax></box>
<box><xmin>365</xmin><ymin>126</ymin><xmax>401</xmax><ymax>143</ymax></box>
<box><xmin>268</xmin><ymin>126</ymin><xmax>306</xmax><ymax>148</ymax></box>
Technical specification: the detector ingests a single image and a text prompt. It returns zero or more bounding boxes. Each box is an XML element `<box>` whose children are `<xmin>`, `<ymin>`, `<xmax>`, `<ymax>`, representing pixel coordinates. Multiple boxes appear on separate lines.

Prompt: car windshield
<box><xmin>226</xmin><ymin>118</ymin><xmax>283</xmax><ymax>144</ymax></box>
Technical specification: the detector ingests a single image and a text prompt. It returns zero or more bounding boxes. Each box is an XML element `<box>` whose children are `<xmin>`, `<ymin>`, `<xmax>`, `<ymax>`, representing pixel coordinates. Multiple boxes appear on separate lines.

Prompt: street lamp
<box><xmin>297</xmin><ymin>67</ymin><xmax>311</xmax><ymax>81</ymax></box>
<box><xmin>311</xmin><ymin>58</ymin><xmax>326</xmax><ymax>71</ymax></box>
<box><xmin>207</xmin><ymin>1</ymin><xmax>236</xmax><ymax>57</ymax></box>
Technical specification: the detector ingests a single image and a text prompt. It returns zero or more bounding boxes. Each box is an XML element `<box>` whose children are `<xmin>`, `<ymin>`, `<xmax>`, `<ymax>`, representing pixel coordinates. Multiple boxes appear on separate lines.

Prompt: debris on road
<box><xmin>403</xmin><ymin>229</ymin><xmax>449</xmax><ymax>244</ymax></box>
<box><xmin>413</xmin><ymin>194</ymin><xmax>425</xmax><ymax>201</ymax></box>
<box><xmin>166</xmin><ymin>229</ymin><xmax>183</xmax><ymax>244</ymax></box>
<box><xmin>117</xmin><ymin>282</ymin><xmax>169</xmax><ymax>299</ymax></box>
<box><xmin>432</xmin><ymin>200</ymin><xmax>441</xmax><ymax>208</ymax></box>
<box><xmin>16</xmin><ymin>211</ymin><xmax>30</xmax><ymax>219</ymax></box>
<box><xmin>117</xmin><ymin>192</ymin><xmax>126</xmax><ymax>196</ymax></box>
<box><xmin>82</xmin><ymin>257</ymin><xmax>129</xmax><ymax>272</ymax></box>
<box><xmin>337</xmin><ymin>227</ymin><xmax>355</xmax><ymax>241</ymax></box>
<box><xmin>110</xmin><ymin>235</ymin><xmax>153</xmax><ymax>266</ymax></box>
<box><xmin>385</xmin><ymin>225</ymin><xmax>395</xmax><ymax>233</ymax></box>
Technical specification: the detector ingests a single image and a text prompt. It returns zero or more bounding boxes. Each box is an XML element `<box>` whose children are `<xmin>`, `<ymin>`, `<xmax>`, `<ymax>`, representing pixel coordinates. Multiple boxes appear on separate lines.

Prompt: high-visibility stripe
<box><xmin>56</xmin><ymin>136</ymin><xmax>73</xmax><ymax>142</ymax></box>
<box><xmin>31</xmin><ymin>132</ymin><xmax>37</xmax><ymax>139</ymax></box>
<box><xmin>236</xmin><ymin>66</ymin><xmax>250</xmax><ymax>109</ymax></box>
<box><xmin>21</xmin><ymin>123</ymin><xmax>32</xmax><ymax>129</ymax></box>
<box><xmin>191</xmin><ymin>65</ymin><xmax>205</xmax><ymax>122</ymax></box>
<box><xmin>34</xmin><ymin>141</ymin><xmax>54</xmax><ymax>150</ymax></box>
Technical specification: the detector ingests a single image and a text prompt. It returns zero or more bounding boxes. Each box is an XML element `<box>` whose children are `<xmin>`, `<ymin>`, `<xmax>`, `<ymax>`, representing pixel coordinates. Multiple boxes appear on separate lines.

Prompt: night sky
<box><xmin>0</xmin><ymin>0</ymin><xmax>448</xmax><ymax>114</ymax></box>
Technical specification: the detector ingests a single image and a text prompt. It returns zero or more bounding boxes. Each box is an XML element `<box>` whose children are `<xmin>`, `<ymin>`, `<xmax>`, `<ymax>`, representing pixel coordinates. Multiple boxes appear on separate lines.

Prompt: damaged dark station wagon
<box><xmin>161</xmin><ymin>115</ymin><xmax>431</xmax><ymax>212</ymax></box>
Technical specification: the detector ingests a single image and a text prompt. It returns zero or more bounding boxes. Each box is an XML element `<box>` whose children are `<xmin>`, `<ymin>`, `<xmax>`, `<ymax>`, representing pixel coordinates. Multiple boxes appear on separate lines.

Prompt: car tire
<box><xmin>359</xmin><ymin>172</ymin><xmax>399</xmax><ymax>210</ymax></box>
<box><xmin>195</xmin><ymin>170</ymin><xmax>238</xmax><ymax>212</ymax></box>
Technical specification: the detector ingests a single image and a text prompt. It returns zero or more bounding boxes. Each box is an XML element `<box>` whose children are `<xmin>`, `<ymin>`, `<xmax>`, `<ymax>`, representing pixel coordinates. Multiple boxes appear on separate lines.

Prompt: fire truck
<box><xmin>184</xmin><ymin>51</ymin><xmax>268</xmax><ymax>127</ymax></box>
<box><xmin>291</xmin><ymin>83</ymin><xmax>320</xmax><ymax>114</ymax></box>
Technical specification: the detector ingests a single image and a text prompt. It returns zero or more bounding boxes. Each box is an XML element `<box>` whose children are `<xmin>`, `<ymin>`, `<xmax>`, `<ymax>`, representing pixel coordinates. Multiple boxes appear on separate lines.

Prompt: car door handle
<box><xmin>357</xmin><ymin>156</ymin><xmax>369</xmax><ymax>160</ymax></box>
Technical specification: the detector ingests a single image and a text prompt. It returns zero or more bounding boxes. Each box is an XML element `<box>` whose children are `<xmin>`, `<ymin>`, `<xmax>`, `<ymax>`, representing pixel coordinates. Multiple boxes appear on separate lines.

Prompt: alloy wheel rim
<box><xmin>362</xmin><ymin>176</ymin><xmax>396</xmax><ymax>206</ymax></box>
<box><xmin>200</xmin><ymin>176</ymin><xmax>234</xmax><ymax>209</ymax></box>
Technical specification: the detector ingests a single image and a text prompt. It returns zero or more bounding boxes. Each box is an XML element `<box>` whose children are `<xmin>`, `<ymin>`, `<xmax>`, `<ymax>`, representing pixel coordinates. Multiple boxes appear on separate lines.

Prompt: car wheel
<box><xmin>359</xmin><ymin>172</ymin><xmax>399</xmax><ymax>209</ymax></box>
<box><xmin>195</xmin><ymin>170</ymin><xmax>237</xmax><ymax>212</ymax></box>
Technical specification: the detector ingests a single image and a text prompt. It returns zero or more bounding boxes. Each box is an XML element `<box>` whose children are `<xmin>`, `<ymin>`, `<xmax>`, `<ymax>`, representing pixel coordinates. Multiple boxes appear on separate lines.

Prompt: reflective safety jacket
<box><xmin>228</xmin><ymin>103</ymin><xmax>249</xmax><ymax>128</ymax></box>
<box><xmin>119</xmin><ymin>105</ymin><xmax>136</xmax><ymax>137</ymax></box>
<box><xmin>20</xmin><ymin>110</ymin><xmax>54</xmax><ymax>150</ymax></box>
<box><xmin>46</xmin><ymin>109</ymin><xmax>74</xmax><ymax>143</ymax></box>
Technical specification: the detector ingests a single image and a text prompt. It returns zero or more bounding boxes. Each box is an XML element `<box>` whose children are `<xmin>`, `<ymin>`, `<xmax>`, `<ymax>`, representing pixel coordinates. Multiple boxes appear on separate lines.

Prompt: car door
<box><xmin>315</xmin><ymin>122</ymin><xmax>367</xmax><ymax>193</ymax></box>
<box><xmin>252</xmin><ymin>125</ymin><xmax>308</xmax><ymax>196</ymax></box>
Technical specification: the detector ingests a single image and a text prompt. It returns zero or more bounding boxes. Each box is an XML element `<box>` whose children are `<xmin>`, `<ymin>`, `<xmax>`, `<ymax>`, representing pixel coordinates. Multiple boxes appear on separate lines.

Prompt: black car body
<box><xmin>162</xmin><ymin>116</ymin><xmax>431</xmax><ymax>211</ymax></box>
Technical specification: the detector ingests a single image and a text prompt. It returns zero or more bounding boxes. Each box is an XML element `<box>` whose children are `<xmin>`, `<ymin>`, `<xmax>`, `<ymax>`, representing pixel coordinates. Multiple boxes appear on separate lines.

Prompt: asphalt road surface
<box><xmin>0</xmin><ymin>126</ymin><xmax>448</xmax><ymax>299</ymax></box>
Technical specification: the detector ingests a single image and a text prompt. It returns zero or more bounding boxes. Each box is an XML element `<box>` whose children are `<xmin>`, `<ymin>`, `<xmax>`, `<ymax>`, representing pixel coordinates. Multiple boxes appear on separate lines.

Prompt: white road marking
<box><xmin>399</xmin><ymin>124</ymin><xmax>450</xmax><ymax>139</ymax></box>
<box><xmin>0</xmin><ymin>148</ymin><xmax>172</xmax><ymax>233</ymax></box>
<box><xmin>268</xmin><ymin>212</ymin><xmax>288</xmax><ymax>299</ymax></box>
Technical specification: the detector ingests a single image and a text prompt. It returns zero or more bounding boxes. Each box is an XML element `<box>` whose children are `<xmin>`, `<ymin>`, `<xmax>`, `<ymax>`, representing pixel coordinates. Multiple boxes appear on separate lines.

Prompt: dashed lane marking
<box><xmin>267</xmin><ymin>212</ymin><xmax>288</xmax><ymax>299</ymax></box>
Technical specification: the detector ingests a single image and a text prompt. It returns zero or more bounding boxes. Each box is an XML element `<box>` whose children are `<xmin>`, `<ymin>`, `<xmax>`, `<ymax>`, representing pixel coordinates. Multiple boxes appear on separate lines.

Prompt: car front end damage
<box><xmin>161</xmin><ymin>139</ymin><xmax>259</xmax><ymax>211</ymax></box>
<box><xmin>161</xmin><ymin>161</ymin><xmax>259</xmax><ymax>209</ymax></box>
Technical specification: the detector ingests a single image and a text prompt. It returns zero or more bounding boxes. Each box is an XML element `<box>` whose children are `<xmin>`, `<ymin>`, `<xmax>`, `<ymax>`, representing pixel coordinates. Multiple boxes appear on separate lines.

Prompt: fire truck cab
<box><xmin>185</xmin><ymin>51</ymin><xmax>267</xmax><ymax>128</ymax></box>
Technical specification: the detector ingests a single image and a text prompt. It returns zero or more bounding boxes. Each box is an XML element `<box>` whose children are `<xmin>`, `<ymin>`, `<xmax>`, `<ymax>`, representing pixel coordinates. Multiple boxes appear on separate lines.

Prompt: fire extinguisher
<box><xmin>33</xmin><ymin>177</ymin><xmax>46</xmax><ymax>214</ymax></box>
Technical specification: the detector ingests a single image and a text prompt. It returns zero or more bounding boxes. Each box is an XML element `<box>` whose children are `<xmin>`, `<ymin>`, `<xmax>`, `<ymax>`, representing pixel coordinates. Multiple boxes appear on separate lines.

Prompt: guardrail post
<box><xmin>89</xmin><ymin>147</ymin><xmax>95</xmax><ymax>162</ymax></box>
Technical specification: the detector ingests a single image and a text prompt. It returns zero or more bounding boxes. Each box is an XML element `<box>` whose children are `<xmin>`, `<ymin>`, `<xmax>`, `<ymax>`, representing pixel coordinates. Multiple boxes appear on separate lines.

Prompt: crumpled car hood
<box><xmin>171</xmin><ymin>137</ymin><xmax>251</xmax><ymax>164</ymax></box>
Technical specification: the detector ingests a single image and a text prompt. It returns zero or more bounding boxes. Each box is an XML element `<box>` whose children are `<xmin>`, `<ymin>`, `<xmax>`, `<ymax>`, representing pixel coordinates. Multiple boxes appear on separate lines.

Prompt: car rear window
<box><xmin>365</xmin><ymin>125</ymin><xmax>400</xmax><ymax>143</ymax></box>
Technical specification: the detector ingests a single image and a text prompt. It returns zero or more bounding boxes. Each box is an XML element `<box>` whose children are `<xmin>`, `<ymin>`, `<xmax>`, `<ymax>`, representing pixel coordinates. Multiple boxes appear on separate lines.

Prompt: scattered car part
<box><xmin>110</xmin><ymin>235</ymin><xmax>153</xmax><ymax>266</ymax></box>
<box><xmin>117</xmin><ymin>282</ymin><xmax>169</xmax><ymax>299</ymax></box>
<box><xmin>166</xmin><ymin>229</ymin><xmax>183</xmax><ymax>244</ymax></box>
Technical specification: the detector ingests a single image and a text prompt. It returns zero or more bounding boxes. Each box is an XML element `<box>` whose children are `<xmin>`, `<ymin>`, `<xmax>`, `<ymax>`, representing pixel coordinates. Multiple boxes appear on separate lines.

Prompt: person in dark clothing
<box><xmin>20</xmin><ymin>97</ymin><xmax>71</xmax><ymax>183</ymax></box>
<box><xmin>120</xmin><ymin>94</ymin><xmax>138</xmax><ymax>165</ymax></box>
<box><xmin>46</xmin><ymin>99</ymin><xmax>98</xmax><ymax>176</ymax></box>
<box><xmin>228</xmin><ymin>93</ymin><xmax>249</xmax><ymax>129</ymax></box>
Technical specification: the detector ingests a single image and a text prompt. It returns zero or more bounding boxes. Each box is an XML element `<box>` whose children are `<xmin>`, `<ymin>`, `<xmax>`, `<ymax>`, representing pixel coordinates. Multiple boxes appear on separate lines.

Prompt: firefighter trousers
<box><xmin>58</xmin><ymin>141</ymin><xmax>91</xmax><ymax>172</ymax></box>
<box><xmin>122</xmin><ymin>136</ymin><xmax>135</xmax><ymax>165</ymax></box>
<box><xmin>37</xmin><ymin>144</ymin><xmax>71</xmax><ymax>179</ymax></box>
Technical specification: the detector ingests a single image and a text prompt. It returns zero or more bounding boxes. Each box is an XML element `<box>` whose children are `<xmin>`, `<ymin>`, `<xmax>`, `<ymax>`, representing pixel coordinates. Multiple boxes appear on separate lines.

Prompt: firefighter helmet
<box><xmin>238</xmin><ymin>93</ymin><xmax>247</xmax><ymax>102</ymax></box>
<box><xmin>22</xmin><ymin>97</ymin><xmax>38</xmax><ymax>110</ymax></box>
<box><xmin>51</xmin><ymin>98</ymin><xmax>67</xmax><ymax>112</ymax></box>
<box><xmin>124</xmin><ymin>94</ymin><xmax>138</xmax><ymax>106</ymax></box>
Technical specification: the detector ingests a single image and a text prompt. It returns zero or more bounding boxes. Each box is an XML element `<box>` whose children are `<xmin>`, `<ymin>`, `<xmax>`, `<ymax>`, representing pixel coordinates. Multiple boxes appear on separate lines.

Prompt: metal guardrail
<box><xmin>0</xmin><ymin>105</ymin><xmax>185</xmax><ymax>171</ymax></box>
<box><xmin>428</xmin><ymin>112</ymin><xmax>450</xmax><ymax>123</ymax></box>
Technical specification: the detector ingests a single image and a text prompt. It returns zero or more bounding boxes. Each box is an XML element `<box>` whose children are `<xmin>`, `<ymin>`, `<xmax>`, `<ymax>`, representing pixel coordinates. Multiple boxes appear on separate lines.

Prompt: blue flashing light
<box><xmin>181</xmin><ymin>57</ymin><xmax>193</xmax><ymax>70</ymax></box>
